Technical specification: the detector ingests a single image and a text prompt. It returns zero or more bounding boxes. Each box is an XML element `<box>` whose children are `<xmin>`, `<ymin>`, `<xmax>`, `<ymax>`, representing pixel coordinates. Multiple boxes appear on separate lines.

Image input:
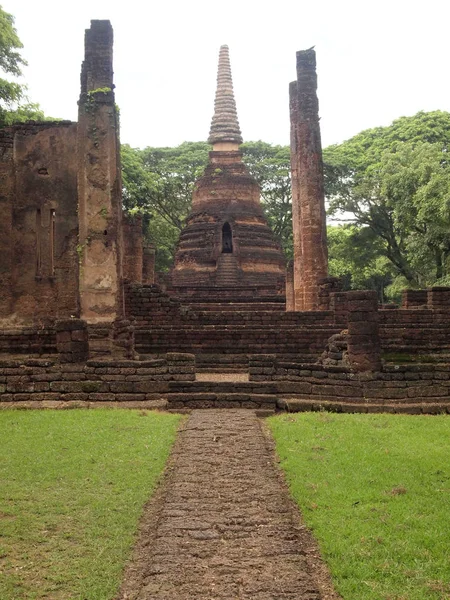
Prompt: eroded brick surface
<box><xmin>118</xmin><ymin>410</ymin><xmax>322</xmax><ymax>600</ymax></box>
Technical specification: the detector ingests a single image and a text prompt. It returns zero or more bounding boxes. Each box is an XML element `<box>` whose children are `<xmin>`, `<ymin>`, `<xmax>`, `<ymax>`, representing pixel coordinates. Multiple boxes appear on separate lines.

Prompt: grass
<box><xmin>0</xmin><ymin>409</ymin><xmax>182</xmax><ymax>600</ymax></box>
<box><xmin>268</xmin><ymin>412</ymin><xmax>450</xmax><ymax>600</ymax></box>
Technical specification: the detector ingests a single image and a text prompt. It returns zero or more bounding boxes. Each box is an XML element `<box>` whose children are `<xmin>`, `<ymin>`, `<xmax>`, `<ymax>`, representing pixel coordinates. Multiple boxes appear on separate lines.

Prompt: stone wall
<box><xmin>0</xmin><ymin>328</ymin><xmax>56</xmax><ymax>355</ymax></box>
<box><xmin>0</xmin><ymin>353</ymin><xmax>195</xmax><ymax>404</ymax></box>
<box><xmin>249</xmin><ymin>355</ymin><xmax>450</xmax><ymax>413</ymax></box>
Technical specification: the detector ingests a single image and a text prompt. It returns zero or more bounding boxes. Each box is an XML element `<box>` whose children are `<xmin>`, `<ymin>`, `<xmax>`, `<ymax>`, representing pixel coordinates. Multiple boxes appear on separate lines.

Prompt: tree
<box><xmin>121</xmin><ymin>142</ymin><xmax>210</xmax><ymax>270</ymax></box>
<box><xmin>0</xmin><ymin>6</ymin><xmax>26</xmax><ymax>124</ymax></box>
<box><xmin>324</xmin><ymin>111</ymin><xmax>450</xmax><ymax>290</ymax></box>
<box><xmin>327</xmin><ymin>225</ymin><xmax>394</xmax><ymax>300</ymax></box>
<box><xmin>241</xmin><ymin>141</ymin><xmax>292</xmax><ymax>257</ymax></box>
<box><xmin>0</xmin><ymin>7</ymin><xmax>49</xmax><ymax>126</ymax></box>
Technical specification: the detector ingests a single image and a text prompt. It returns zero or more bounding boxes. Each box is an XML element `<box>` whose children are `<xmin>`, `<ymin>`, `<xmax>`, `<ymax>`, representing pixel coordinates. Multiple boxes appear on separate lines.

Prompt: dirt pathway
<box><xmin>118</xmin><ymin>409</ymin><xmax>339</xmax><ymax>600</ymax></box>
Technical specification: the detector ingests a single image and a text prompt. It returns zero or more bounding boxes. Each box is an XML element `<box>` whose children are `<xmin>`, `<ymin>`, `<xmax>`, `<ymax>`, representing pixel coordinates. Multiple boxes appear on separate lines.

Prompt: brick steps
<box><xmin>215</xmin><ymin>254</ymin><xmax>239</xmax><ymax>286</ymax></box>
<box><xmin>139</xmin><ymin>353</ymin><xmax>317</xmax><ymax>371</ymax></box>
<box><xmin>183</xmin><ymin>303</ymin><xmax>285</xmax><ymax>312</ymax></box>
<box><xmin>167</xmin><ymin>392</ymin><xmax>278</xmax><ymax>410</ymax></box>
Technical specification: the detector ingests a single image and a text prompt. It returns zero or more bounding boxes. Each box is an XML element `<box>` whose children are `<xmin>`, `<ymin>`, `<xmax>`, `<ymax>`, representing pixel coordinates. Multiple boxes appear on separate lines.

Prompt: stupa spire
<box><xmin>208</xmin><ymin>45</ymin><xmax>243</xmax><ymax>147</ymax></box>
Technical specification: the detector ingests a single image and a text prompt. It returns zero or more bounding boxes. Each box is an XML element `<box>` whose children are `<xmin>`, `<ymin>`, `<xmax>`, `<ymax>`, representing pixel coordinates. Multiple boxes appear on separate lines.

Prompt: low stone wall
<box><xmin>249</xmin><ymin>354</ymin><xmax>450</xmax><ymax>412</ymax></box>
<box><xmin>0</xmin><ymin>353</ymin><xmax>195</xmax><ymax>403</ymax></box>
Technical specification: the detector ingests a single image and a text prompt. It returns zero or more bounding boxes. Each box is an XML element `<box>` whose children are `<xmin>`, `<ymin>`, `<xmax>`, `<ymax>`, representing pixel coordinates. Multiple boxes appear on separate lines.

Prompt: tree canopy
<box><xmin>324</xmin><ymin>111</ymin><xmax>450</xmax><ymax>295</ymax></box>
<box><xmin>0</xmin><ymin>7</ymin><xmax>47</xmax><ymax>125</ymax></box>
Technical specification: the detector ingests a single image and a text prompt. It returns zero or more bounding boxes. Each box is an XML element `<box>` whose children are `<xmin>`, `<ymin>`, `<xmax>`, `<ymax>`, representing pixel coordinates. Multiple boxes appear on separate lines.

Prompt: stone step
<box><xmin>169</xmin><ymin>380</ymin><xmax>279</xmax><ymax>394</ymax></box>
<box><xmin>167</xmin><ymin>392</ymin><xmax>278</xmax><ymax>410</ymax></box>
<box><xmin>188</xmin><ymin>303</ymin><xmax>285</xmax><ymax>311</ymax></box>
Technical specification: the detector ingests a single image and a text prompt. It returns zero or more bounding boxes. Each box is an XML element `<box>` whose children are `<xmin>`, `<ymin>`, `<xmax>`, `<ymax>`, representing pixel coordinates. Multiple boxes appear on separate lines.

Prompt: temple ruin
<box><xmin>1</xmin><ymin>20</ymin><xmax>450</xmax><ymax>414</ymax></box>
<box><xmin>171</xmin><ymin>45</ymin><xmax>286</xmax><ymax>302</ymax></box>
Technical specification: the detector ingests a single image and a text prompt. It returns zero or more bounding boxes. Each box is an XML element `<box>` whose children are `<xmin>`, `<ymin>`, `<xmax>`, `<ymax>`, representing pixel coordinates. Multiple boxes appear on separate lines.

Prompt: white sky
<box><xmin>6</xmin><ymin>0</ymin><xmax>450</xmax><ymax>149</ymax></box>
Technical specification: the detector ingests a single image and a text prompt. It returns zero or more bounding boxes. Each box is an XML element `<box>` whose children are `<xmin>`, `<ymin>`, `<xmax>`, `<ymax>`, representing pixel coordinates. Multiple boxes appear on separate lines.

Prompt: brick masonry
<box><xmin>290</xmin><ymin>49</ymin><xmax>328</xmax><ymax>311</ymax></box>
<box><xmin>0</xmin><ymin>353</ymin><xmax>195</xmax><ymax>404</ymax></box>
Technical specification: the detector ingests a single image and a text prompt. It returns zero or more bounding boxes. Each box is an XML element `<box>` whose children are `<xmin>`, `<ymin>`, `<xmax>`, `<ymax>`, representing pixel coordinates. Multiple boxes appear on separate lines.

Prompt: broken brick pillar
<box><xmin>77</xmin><ymin>20</ymin><xmax>124</xmax><ymax>324</ymax></box>
<box><xmin>111</xmin><ymin>319</ymin><xmax>135</xmax><ymax>359</ymax></box>
<box><xmin>143</xmin><ymin>241</ymin><xmax>156</xmax><ymax>285</ymax></box>
<box><xmin>318</xmin><ymin>276</ymin><xmax>342</xmax><ymax>311</ymax></box>
<box><xmin>56</xmin><ymin>319</ymin><xmax>89</xmax><ymax>363</ymax></box>
<box><xmin>346</xmin><ymin>291</ymin><xmax>381</xmax><ymax>372</ymax></box>
<box><xmin>290</xmin><ymin>49</ymin><xmax>328</xmax><ymax>311</ymax></box>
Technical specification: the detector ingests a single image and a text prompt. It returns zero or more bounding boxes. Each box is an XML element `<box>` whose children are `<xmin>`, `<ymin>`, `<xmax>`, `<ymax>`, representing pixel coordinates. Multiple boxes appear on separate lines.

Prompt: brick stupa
<box><xmin>171</xmin><ymin>45</ymin><xmax>286</xmax><ymax>298</ymax></box>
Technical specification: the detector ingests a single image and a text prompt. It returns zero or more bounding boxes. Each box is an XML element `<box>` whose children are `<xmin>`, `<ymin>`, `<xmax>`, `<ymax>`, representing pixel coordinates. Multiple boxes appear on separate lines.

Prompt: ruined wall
<box><xmin>0</xmin><ymin>122</ymin><xmax>79</xmax><ymax>323</ymax></box>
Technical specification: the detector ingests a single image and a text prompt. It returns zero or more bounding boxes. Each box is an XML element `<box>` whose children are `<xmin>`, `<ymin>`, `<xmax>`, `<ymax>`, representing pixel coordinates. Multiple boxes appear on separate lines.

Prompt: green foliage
<box><xmin>269</xmin><ymin>412</ymin><xmax>450</xmax><ymax>600</ymax></box>
<box><xmin>324</xmin><ymin>111</ymin><xmax>450</xmax><ymax>289</ymax></box>
<box><xmin>121</xmin><ymin>142</ymin><xmax>210</xmax><ymax>271</ymax></box>
<box><xmin>1</xmin><ymin>101</ymin><xmax>47</xmax><ymax>125</ymax></box>
<box><xmin>0</xmin><ymin>7</ymin><xmax>49</xmax><ymax>126</ymax></box>
<box><xmin>241</xmin><ymin>141</ymin><xmax>293</xmax><ymax>257</ymax></box>
<box><xmin>327</xmin><ymin>225</ymin><xmax>393</xmax><ymax>300</ymax></box>
<box><xmin>0</xmin><ymin>409</ymin><xmax>181</xmax><ymax>599</ymax></box>
<box><xmin>0</xmin><ymin>6</ymin><xmax>26</xmax><ymax>124</ymax></box>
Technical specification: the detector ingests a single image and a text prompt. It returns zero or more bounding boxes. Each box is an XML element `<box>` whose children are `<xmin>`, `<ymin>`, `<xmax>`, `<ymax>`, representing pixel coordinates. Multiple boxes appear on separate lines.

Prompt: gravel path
<box><xmin>118</xmin><ymin>409</ymin><xmax>339</xmax><ymax>600</ymax></box>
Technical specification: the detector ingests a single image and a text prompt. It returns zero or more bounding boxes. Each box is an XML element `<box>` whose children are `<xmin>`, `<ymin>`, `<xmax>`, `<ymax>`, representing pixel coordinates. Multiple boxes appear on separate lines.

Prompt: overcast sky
<box><xmin>6</xmin><ymin>0</ymin><xmax>450</xmax><ymax>149</ymax></box>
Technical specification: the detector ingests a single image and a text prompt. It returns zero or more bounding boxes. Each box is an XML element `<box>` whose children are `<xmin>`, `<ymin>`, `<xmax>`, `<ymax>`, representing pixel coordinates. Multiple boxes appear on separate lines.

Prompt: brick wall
<box><xmin>0</xmin><ymin>328</ymin><xmax>56</xmax><ymax>355</ymax></box>
<box><xmin>0</xmin><ymin>121</ymin><xmax>80</xmax><ymax>322</ymax></box>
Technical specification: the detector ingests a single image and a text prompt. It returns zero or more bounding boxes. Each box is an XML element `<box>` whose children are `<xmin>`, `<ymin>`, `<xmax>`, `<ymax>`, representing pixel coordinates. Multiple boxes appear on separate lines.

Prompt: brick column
<box><xmin>56</xmin><ymin>319</ymin><xmax>89</xmax><ymax>363</ymax></box>
<box><xmin>290</xmin><ymin>49</ymin><xmax>328</xmax><ymax>311</ymax></box>
<box><xmin>318</xmin><ymin>277</ymin><xmax>342</xmax><ymax>311</ymax></box>
<box><xmin>346</xmin><ymin>291</ymin><xmax>381</xmax><ymax>372</ymax></box>
<box><xmin>77</xmin><ymin>21</ymin><xmax>124</xmax><ymax>323</ymax></box>
<box><xmin>289</xmin><ymin>82</ymin><xmax>304</xmax><ymax>310</ymax></box>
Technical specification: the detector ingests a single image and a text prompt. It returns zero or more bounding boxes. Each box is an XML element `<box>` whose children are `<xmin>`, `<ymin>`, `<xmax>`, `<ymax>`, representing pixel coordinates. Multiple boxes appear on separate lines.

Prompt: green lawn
<box><xmin>0</xmin><ymin>409</ymin><xmax>182</xmax><ymax>600</ymax></box>
<box><xmin>268</xmin><ymin>413</ymin><xmax>450</xmax><ymax>600</ymax></box>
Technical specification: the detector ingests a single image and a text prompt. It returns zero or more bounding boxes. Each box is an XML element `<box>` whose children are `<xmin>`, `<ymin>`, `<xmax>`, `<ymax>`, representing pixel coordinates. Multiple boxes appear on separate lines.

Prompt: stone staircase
<box><xmin>215</xmin><ymin>253</ymin><xmax>239</xmax><ymax>286</ymax></box>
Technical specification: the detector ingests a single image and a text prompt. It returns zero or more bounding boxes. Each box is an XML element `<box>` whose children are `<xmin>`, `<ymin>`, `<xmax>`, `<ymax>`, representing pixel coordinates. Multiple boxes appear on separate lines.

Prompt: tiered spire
<box><xmin>208</xmin><ymin>45</ymin><xmax>243</xmax><ymax>146</ymax></box>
